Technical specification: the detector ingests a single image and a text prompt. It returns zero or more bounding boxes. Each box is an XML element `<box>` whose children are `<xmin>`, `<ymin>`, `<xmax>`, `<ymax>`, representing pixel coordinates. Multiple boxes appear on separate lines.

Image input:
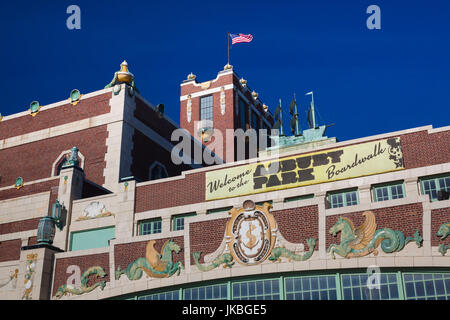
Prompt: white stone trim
<box><xmin>180</xmin><ymin>84</ymin><xmax>234</xmax><ymax>101</ymax></box>
<box><xmin>54</xmin><ymin>246</ymin><xmax>110</xmax><ymax>259</ymax></box>
<box><xmin>0</xmin><ymin>112</ymin><xmax>121</xmax><ymax>151</ymax></box>
<box><xmin>0</xmin><ymin>230</ymin><xmax>36</xmax><ymax>242</ymax></box>
<box><xmin>180</xmin><ymin>69</ymin><xmax>233</xmax><ymax>88</ymax></box>
<box><xmin>0</xmin><ymin>176</ymin><xmax>59</xmax><ymax>192</ymax></box>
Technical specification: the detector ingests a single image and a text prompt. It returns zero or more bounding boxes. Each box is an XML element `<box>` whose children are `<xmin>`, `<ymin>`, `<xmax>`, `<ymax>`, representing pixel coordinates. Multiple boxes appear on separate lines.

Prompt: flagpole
<box><xmin>294</xmin><ymin>93</ymin><xmax>299</xmax><ymax>136</ymax></box>
<box><xmin>279</xmin><ymin>98</ymin><xmax>284</xmax><ymax>136</ymax></box>
<box><xmin>227</xmin><ymin>32</ymin><xmax>230</xmax><ymax>66</ymax></box>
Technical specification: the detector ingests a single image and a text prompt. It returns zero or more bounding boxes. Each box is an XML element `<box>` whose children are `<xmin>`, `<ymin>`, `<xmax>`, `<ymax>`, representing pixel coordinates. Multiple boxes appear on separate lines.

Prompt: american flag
<box><xmin>230</xmin><ymin>33</ymin><xmax>253</xmax><ymax>45</ymax></box>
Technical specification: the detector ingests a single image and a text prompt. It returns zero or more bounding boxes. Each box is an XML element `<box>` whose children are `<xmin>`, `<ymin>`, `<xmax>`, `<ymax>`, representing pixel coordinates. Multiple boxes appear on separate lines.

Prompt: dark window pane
<box><xmin>435</xmin><ymin>280</ymin><xmax>445</xmax><ymax>295</ymax></box>
<box><xmin>352</xmin><ymin>287</ymin><xmax>362</xmax><ymax>300</ymax></box>
<box><xmin>303</xmin><ymin>292</ymin><xmax>311</xmax><ymax>300</ymax></box>
<box><xmin>320</xmin><ymin>290</ymin><xmax>328</xmax><ymax>300</ymax></box>
<box><xmin>404</xmin><ymin>274</ymin><xmax>413</xmax><ymax>282</ymax></box>
<box><xmin>425</xmin><ymin>281</ymin><xmax>435</xmax><ymax>296</ymax></box>
<box><xmin>328</xmin><ymin>276</ymin><xmax>336</xmax><ymax>288</ymax></box>
<box><xmin>389</xmin><ymin>284</ymin><xmax>399</xmax><ymax>299</ymax></box>
<box><xmin>272</xmin><ymin>280</ymin><xmax>279</xmax><ymax>293</ymax></box>
<box><xmin>351</xmin><ymin>275</ymin><xmax>360</xmax><ymax>286</ymax></box>
<box><xmin>311</xmin><ymin>291</ymin><xmax>320</xmax><ymax>300</ymax></box>
<box><xmin>415</xmin><ymin>282</ymin><xmax>425</xmax><ymax>297</ymax></box>
<box><xmin>342</xmin><ymin>276</ymin><xmax>350</xmax><ymax>287</ymax></box>
<box><xmin>405</xmin><ymin>282</ymin><xmax>415</xmax><ymax>298</ymax></box>
<box><xmin>329</xmin><ymin>290</ymin><xmax>337</xmax><ymax>300</ymax></box>
<box><xmin>343</xmin><ymin>288</ymin><xmax>352</xmax><ymax>299</ymax></box>
<box><xmin>302</xmin><ymin>278</ymin><xmax>310</xmax><ymax>290</ymax></box>
<box><xmin>311</xmin><ymin>277</ymin><xmax>319</xmax><ymax>290</ymax></box>
<box><xmin>319</xmin><ymin>277</ymin><xmax>327</xmax><ymax>289</ymax></box>
<box><xmin>285</xmin><ymin>279</ymin><xmax>293</xmax><ymax>292</ymax></box>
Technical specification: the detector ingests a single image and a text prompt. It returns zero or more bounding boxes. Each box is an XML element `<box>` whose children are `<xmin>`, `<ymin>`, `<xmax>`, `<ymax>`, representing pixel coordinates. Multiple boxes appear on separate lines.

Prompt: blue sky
<box><xmin>1</xmin><ymin>0</ymin><xmax>449</xmax><ymax>142</ymax></box>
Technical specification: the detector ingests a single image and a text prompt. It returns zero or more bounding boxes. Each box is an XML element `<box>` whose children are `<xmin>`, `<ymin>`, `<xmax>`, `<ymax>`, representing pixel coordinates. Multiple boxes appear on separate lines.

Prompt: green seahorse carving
<box><xmin>115</xmin><ymin>239</ymin><xmax>184</xmax><ymax>280</ymax></box>
<box><xmin>269</xmin><ymin>238</ymin><xmax>317</xmax><ymax>262</ymax></box>
<box><xmin>436</xmin><ymin>222</ymin><xmax>450</xmax><ymax>256</ymax></box>
<box><xmin>327</xmin><ymin>211</ymin><xmax>423</xmax><ymax>259</ymax></box>
<box><xmin>192</xmin><ymin>252</ymin><xmax>234</xmax><ymax>271</ymax></box>
<box><xmin>54</xmin><ymin>266</ymin><xmax>107</xmax><ymax>299</ymax></box>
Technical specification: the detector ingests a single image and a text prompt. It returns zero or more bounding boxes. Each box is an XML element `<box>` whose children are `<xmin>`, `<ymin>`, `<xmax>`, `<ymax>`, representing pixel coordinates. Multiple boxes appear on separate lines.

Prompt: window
<box><xmin>232</xmin><ymin>278</ymin><xmax>280</xmax><ymax>300</ymax></box>
<box><xmin>420</xmin><ymin>174</ymin><xmax>450</xmax><ymax>201</ymax></box>
<box><xmin>255</xmin><ymin>200</ymin><xmax>273</xmax><ymax>207</ymax></box>
<box><xmin>172</xmin><ymin>213</ymin><xmax>196</xmax><ymax>231</ymax></box>
<box><xmin>139</xmin><ymin>218</ymin><xmax>162</xmax><ymax>235</ymax></box>
<box><xmin>239</xmin><ymin>98</ymin><xmax>247</xmax><ymax>130</ymax></box>
<box><xmin>138</xmin><ymin>290</ymin><xmax>179</xmax><ymax>300</ymax></box>
<box><xmin>285</xmin><ymin>275</ymin><xmax>338</xmax><ymax>300</ymax></box>
<box><xmin>116</xmin><ymin>270</ymin><xmax>450</xmax><ymax>300</ymax></box>
<box><xmin>200</xmin><ymin>95</ymin><xmax>213</xmax><ymax>121</ymax></box>
<box><xmin>403</xmin><ymin>272</ymin><xmax>450</xmax><ymax>300</ymax></box>
<box><xmin>373</xmin><ymin>181</ymin><xmax>405</xmax><ymax>202</ymax></box>
<box><xmin>184</xmin><ymin>283</ymin><xmax>228</xmax><ymax>300</ymax></box>
<box><xmin>70</xmin><ymin>227</ymin><xmax>115</xmax><ymax>251</ymax></box>
<box><xmin>328</xmin><ymin>189</ymin><xmax>359</xmax><ymax>208</ymax></box>
<box><xmin>341</xmin><ymin>273</ymin><xmax>400</xmax><ymax>300</ymax></box>
<box><xmin>207</xmin><ymin>206</ymin><xmax>233</xmax><ymax>215</ymax></box>
<box><xmin>284</xmin><ymin>194</ymin><xmax>314</xmax><ymax>203</ymax></box>
<box><xmin>149</xmin><ymin>162</ymin><xmax>168</xmax><ymax>181</ymax></box>
<box><xmin>252</xmin><ymin>111</ymin><xmax>259</xmax><ymax>131</ymax></box>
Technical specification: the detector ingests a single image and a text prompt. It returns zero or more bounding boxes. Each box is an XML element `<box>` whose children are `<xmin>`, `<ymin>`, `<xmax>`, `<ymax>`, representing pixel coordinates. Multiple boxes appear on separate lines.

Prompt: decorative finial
<box><xmin>240</xmin><ymin>78</ymin><xmax>247</xmax><ymax>87</ymax></box>
<box><xmin>116</xmin><ymin>60</ymin><xmax>134</xmax><ymax>84</ymax></box>
<box><xmin>263</xmin><ymin>104</ymin><xmax>268</xmax><ymax>112</ymax></box>
<box><xmin>252</xmin><ymin>91</ymin><xmax>258</xmax><ymax>99</ymax></box>
<box><xmin>224</xmin><ymin>63</ymin><xmax>233</xmax><ymax>70</ymax></box>
<box><xmin>105</xmin><ymin>60</ymin><xmax>139</xmax><ymax>93</ymax></box>
<box><xmin>187</xmin><ymin>72</ymin><xmax>196</xmax><ymax>80</ymax></box>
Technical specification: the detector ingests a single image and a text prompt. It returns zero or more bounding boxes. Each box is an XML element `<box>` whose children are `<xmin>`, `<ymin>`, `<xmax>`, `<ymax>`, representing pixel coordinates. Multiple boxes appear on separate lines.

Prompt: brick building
<box><xmin>0</xmin><ymin>61</ymin><xmax>449</xmax><ymax>300</ymax></box>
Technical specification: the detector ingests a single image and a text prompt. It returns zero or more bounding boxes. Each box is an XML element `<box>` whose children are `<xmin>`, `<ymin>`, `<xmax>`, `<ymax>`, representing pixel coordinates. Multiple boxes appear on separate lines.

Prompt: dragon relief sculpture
<box><xmin>115</xmin><ymin>239</ymin><xmax>184</xmax><ymax>281</ymax></box>
<box><xmin>436</xmin><ymin>222</ymin><xmax>450</xmax><ymax>256</ymax></box>
<box><xmin>327</xmin><ymin>210</ymin><xmax>423</xmax><ymax>259</ymax></box>
<box><xmin>192</xmin><ymin>252</ymin><xmax>234</xmax><ymax>271</ymax></box>
<box><xmin>269</xmin><ymin>238</ymin><xmax>317</xmax><ymax>262</ymax></box>
<box><xmin>54</xmin><ymin>266</ymin><xmax>107</xmax><ymax>299</ymax></box>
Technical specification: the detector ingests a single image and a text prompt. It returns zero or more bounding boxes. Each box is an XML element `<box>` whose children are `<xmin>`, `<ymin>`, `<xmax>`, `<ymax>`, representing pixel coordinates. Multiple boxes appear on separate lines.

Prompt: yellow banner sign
<box><xmin>206</xmin><ymin>138</ymin><xmax>404</xmax><ymax>201</ymax></box>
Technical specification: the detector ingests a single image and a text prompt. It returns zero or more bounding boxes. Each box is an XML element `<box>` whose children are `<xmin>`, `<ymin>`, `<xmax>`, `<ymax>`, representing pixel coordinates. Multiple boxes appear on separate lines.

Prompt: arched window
<box><xmin>149</xmin><ymin>162</ymin><xmax>168</xmax><ymax>181</ymax></box>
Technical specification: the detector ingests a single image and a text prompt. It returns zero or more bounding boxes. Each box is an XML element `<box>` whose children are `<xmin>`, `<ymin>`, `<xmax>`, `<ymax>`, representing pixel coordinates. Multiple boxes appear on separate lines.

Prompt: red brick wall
<box><xmin>0</xmin><ymin>92</ymin><xmax>111</xmax><ymax>140</ymax></box>
<box><xmin>135</xmin><ymin>171</ymin><xmax>205</xmax><ymax>212</ymax></box>
<box><xmin>179</xmin><ymin>72</ymin><xmax>272</xmax><ymax>163</ymax></box>
<box><xmin>131</xmin><ymin>129</ymin><xmax>190</xmax><ymax>182</ymax></box>
<box><xmin>134</xmin><ymin>128</ymin><xmax>449</xmax><ymax>213</ymax></box>
<box><xmin>0</xmin><ymin>217</ymin><xmax>42</xmax><ymax>235</ymax></box>
<box><xmin>52</xmin><ymin>252</ymin><xmax>110</xmax><ymax>296</ymax></box>
<box><xmin>272</xmin><ymin>205</ymin><xmax>319</xmax><ymax>250</ymax></box>
<box><xmin>400</xmin><ymin>130</ymin><xmax>450</xmax><ymax>169</ymax></box>
<box><xmin>189</xmin><ymin>218</ymin><xmax>228</xmax><ymax>265</ymax></box>
<box><xmin>28</xmin><ymin>236</ymin><xmax>37</xmax><ymax>246</ymax></box>
<box><xmin>431</xmin><ymin>207</ymin><xmax>450</xmax><ymax>246</ymax></box>
<box><xmin>0</xmin><ymin>178</ymin><xmax>58</xmax><ymax>202</ymax></box>
<box><xmin>114</xmin><ymin>237</ymin><xmax>184</xmax><ymax>272</ymax></box>
<box><xmin>0</xmin><ymin>239</ymin><xmax>21</xmax><ymax>262</ymax></box>
<box><xmin>326</xmin><ymin>203</ymin><xmax>423</xmax><ymax>249</ymax></box>
<box><xmin>0</xmin><ymin>125</ymin><xmax>108</xmax><ymax>188</ymax></box>
<box><xmin>134</xmin><ymin>96</ymin><xmax>178</xmax><ymax>142</ymax></box>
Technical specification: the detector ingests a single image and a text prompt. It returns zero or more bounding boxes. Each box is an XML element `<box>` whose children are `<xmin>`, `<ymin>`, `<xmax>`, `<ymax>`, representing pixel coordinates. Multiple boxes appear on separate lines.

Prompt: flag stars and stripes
<box><xmin>230</xmin><ymin>33</ymin><xmax>253</xmax><ymax>45</ymax></box>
